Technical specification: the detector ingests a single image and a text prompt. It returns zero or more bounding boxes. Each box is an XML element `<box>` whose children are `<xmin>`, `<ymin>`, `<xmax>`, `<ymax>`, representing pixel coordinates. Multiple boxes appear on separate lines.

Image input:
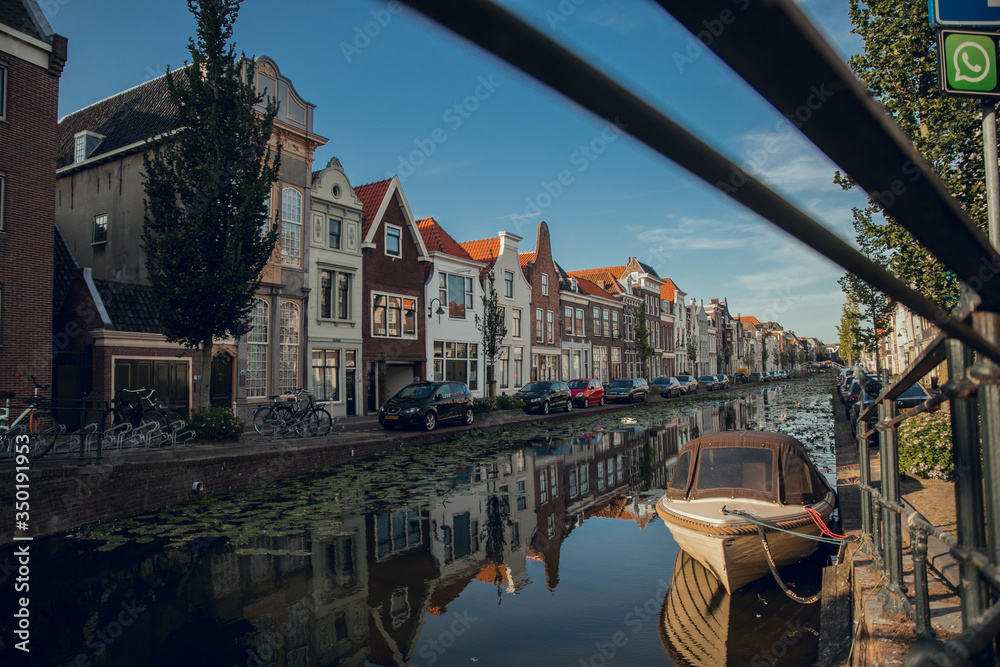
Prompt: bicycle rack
<box><xmin>102</xmin><ymin>422</ymin><xmax>133</xmax><ymax>450</ymax></box>
<box><xmin>171</xmin><ymin>423</ymin><xmax>197</xmax><ymax>446</ymax></box>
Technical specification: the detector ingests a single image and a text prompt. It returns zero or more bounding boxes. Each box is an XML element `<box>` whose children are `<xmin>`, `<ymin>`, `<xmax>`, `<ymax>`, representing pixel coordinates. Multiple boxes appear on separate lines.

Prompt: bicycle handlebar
<box><xmin>14</xmin><ymin>373</ymin><xmax>50</xmax><ymax>391</ymax></box>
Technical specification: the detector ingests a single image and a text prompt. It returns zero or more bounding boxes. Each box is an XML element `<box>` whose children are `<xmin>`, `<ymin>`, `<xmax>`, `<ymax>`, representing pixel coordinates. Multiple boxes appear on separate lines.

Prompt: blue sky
<box><xmin>47</xmin><ymin>0</ymin><xmax>870</xmax><ymax>342</ymax></box>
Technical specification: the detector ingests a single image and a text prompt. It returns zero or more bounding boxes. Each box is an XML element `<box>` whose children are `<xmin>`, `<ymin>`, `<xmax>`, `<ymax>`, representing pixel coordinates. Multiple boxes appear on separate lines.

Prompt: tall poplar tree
<box><xmin>634</xmin><ymin>306</ymin><xmax>654</xmax><ymax>379</ymax></box>
<box><xmin>142</xmin><ymin>0</ymin><xmax>281</xmax><ymax>409</ymax></box>
<box><xmin>476</xmin><ymin>269</ymin><xmax>508</xmax><ymax>398</ymax></box>
<box><xmin>836</xmin><ymin>0</ymin><xmax>986</xmax><ymax>309</ymax></box>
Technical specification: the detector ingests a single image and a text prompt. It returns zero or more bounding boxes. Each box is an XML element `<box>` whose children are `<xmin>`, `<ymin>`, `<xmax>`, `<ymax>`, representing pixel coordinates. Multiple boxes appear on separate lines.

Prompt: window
<box><xmin>0</xmin><ymin>65</ymin><xmax>5</xmax><ymax>121</ymax></box>
<box><xmin>535</xmin><ymin>308</ymin><xmax>543</xmax><ymax>343</ymax></box>
<box><xmin>504</xmin><ymin>270</ymin><xmax>514</xmax><ymax>298</ymax></box>
<box><xmin>575</xmin><ymin>308</ymin><xmax>584</xmax><ymax>336</ymax></box>
<box><xmin>593</xmin><ymin>307</ymin><xmax>600</xmax><ymax>335</ymax></box>
<box><xmin>517</xmin><ymin>480</ymin><xmax>527</xmax><ymax>510</ymax></box>
<box><xmin>92</xmin><ymin>213</ymin><xmax>108</xmax><ymax>244</ymax></box>
<box><xmin>261</xmin><ymin>191</ymin><xmax>272</xmax><ymax>235</ymax></box>
<box><xmin>312</xmin><ymin>349</ymin><xmax>340</xmax><ymax>402</ymax></box>
<box><xmin>280</xmin><ymin>188</ymin><xmax>302</xmax><ymax>266</ymax></box>
<box><xmin>564</xmin><ymin>306</ymin><xmax>573</xmax><ymax>335</ymax></box>
<box><xmin>497</xmin><ymin>346</ymin><xmax>509</xmax><ymax>389</ymax></box>
<box><xmin>541</xmin><ymin>273</ymin><xmax>548</xmax><ymax>295</ymax></box>
<box><xmin>603</xmin><ymin>309</ymin><xmax>610</xmax><ymax>337</ymax></box>
<box><xmin>279</xmin><ymin>301</ymin><xmax>300</xmax><ymax>394</ymax></box>
<box><xmin>372</xmin><ymin>293</ymin><xmax>416</xmax><ymax>338</ymax></box>
<box><xmin>0</xmin><ymin>173</ymin><xmax>5</xmax><ymax>230</ymax></box>
<box><xmin>513</xmin><ymin>347</ymin><xmax>523</xmax><ymax>388</ymax></box>
<box><xmin>385</xmin><ymin>225</ymin><xmax>401</xmax><ymax>257</ymax></box>
<box><xmin>247</xmin><ymin>298</ymin><xmax>268</xmax><ymax>398</ymax></box>
<box><xmin>439</xmin><ymin>272</ymin><xmax>473</xmax><ymax>318</ymax></box>
<box><xmin>546</xmin><ymin>310</ymin><xmax>554</xmax><ymax>344</ymax></box>
<box><xmin>539</xmin><ymin>469</ymin><xmax>548</xmax><ymax>504</ymax></box>
<box><xmin>328</xmin><ymin>218</ymin><xmax>341</xmax><ymax>249</ymax></box>
<box><xmin>512</xmin><ymin>308</ymin><xmax>521</xmax><ymax>338</ymax></box>
<box><xmin>580</xmin><ymin>464</ymin><xmax>589</xmax><ymax>494</ymax></box>
<box><xmin>74</xmin><ymin>135</ymin><xmax>86</xmax><ymax>164</ymax></box>
<box><xmin>320</xmin><ymin>270</ymin><xmax>351</xmax><ymax>320</ymax></box>
<box><xmin>613</xmin><ymin>311</ymin><xmax>620</xmax><ymax>338</ymax></box>
<box><xmin>432</xmin><ymin>341</ymin><xmax>478</xmax><ymax>389</ymax></box>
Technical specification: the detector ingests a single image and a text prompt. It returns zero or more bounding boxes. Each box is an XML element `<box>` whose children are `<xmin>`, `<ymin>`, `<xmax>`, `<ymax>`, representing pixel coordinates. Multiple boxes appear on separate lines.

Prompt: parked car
<box><xmin>843</xmin><ymin>377</ymin><xmax>874</xmax><ymax>420</ymax></box>
<box><xmin>516</xmin><ymin>381</ymin><xmax>573</xmax><ymax>414</ymax></box>
<box><xmin>568</xmin><ymin>378</ymin><xmax>605</xmax><ymax>407</ymax></box>
<box><xmin>650</xmin><ymin>376</ymin><xmax>682</xmax><ymax>398</ymax></box>
<box><xmin>715</xmin><ymin>374</ymin><xmax>730</xmax><ymax>389</ymax></box>
<box><xmin>732</xmin><ymin>372</ymin><xmax>749</xmax><ymax>385</ymax></box>
<box><xmin>750</xmin><ymin>371</ymin><xmax>763</xmax><ymax>383</ymax></box>
<box><xmin>379</xmin><ymin>381</ymin><xmax>474</xmax><ymax>431</ymax></box>
<box><xmin>605</xmin><ymin>378</ymin><xmax>649</xmax><ymax>403</ymax></box>
<box><xmin>698</xmin><ymin>375</ymin><xmax>719</xmax><ymax>391</ymax></box>
<box><xmin>673</xmin><ymin>375</ymin><xmax>698</xmax><ymax>394</ymax></box>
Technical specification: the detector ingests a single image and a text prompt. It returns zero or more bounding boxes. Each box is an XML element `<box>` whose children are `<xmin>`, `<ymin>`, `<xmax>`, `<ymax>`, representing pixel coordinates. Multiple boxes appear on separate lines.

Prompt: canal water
<box><xmin>1</xmin><ymin>380</ymin><xmax>837</xmax><ymax>666</ymax></box>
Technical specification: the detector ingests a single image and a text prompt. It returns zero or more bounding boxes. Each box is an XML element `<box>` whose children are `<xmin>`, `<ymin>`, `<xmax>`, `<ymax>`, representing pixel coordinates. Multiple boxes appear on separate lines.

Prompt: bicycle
<box><xmin>289</xmin><ymin>389</ymin><xmax>333</xmax><ymax>437</ymax></box>
<box><xmin>102</xmin><ymin>388</ymin><xmax>170</xmax><ymax>434</ymax></box>
<box><xmin>0</xmin><ymin>373</ymin><xmax>59</xmax><ymax>459</ymax></box>
<box><xmin>252</xmin><ymin>389</ymin><xmax>331</xmax><ymax>437</ymax></box>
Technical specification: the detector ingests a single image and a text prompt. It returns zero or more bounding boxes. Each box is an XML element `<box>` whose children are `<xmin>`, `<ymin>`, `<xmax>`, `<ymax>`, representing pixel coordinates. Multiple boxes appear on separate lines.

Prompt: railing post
<box><xmin>911</xmin><ymin>526</ymin><xmax>932</xmax><ymax>638</ymax></box>
<box><xmin>858</xmin><ymin>420</ymin><xmax>873</xmax><ymax>540</ymax></box>
<box><xmin>945</xmin><ymin>338</ymin><xmax>991</xmax><ymax>634</ymax></box>
<box><xmin>879</xmin><ymin>399</ymin><xmax>905</xmax><ymax>611</ymax></box>
<box><xmin>972</xmin><ymin>310</ymin><xmax>1000</xmax><ymax>570</ymax></box>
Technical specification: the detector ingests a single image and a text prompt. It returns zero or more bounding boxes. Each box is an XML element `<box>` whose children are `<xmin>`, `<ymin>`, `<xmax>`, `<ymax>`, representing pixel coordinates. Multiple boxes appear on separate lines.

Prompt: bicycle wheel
<box><xmin>310</xmin><ymin>408</ymin><xmax>332</xmax><ymax>436</ymax></box>
<box><xmin>27</xmin><ymin>413</ymin><xmax>58</xmax><ymax>459</ymax></box>
<box><xmin>140</xmin><ymin>409</ymin><xmax>170</xmax><ymax>430</ymax></box>
<box><xmin>253</xmin><ymin>406</ymin><xmax>279</xmax><ymax>436</ymax></box>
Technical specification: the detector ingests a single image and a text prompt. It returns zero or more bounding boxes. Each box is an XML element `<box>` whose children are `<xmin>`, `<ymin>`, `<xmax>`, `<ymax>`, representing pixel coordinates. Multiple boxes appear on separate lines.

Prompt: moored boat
<box><xmin>655</xmin><ymin>430</ymin><xmax>836</xmax><ymax>594</ymax></box>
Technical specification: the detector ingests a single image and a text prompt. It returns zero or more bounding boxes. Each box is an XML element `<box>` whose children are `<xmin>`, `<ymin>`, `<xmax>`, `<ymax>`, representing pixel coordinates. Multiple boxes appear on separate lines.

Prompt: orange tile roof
<box><xmin>459</xmin><ymin>237</ymin><xmax>501</xmax><ymax>263</ymax></box>
<box><xmin>417</xmin><ymin>217</ymin><xmax>473</xmax><ymax>260</ymax></box>
<box><xmin>568</xmin><ymin>268</ymin><xmax>623</xmax><ymax>294</ymax></box>
<box><xmin>353</xmin><ymin>178</ymin><xmax>392</xmax><ymax>238</ymax></box>
<box><xmin>739</xmin><ymin>316</ymin><xmax>761</xmax><ymax>326</ymax></box>
<box><xmin>572</xmin><ymin>275</ymin><xmax>615</xmax><ymax>300</ymax></box>
<box><xmin>519</xmin><ymin>250</ymin><xmax>536</xmax><ymax>268</ymax></box>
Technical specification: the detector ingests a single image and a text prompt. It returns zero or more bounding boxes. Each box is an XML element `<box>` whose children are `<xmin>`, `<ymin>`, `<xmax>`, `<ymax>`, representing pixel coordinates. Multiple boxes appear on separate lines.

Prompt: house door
<box><xmin>346</xmin><ymin>369</ymin><xmax>356</xmax><ymax>416</ymax></box>
<box><xmin>210</xmin><ymin>355</ymin><xmax>233</xmax><ymax>408</ymax></box>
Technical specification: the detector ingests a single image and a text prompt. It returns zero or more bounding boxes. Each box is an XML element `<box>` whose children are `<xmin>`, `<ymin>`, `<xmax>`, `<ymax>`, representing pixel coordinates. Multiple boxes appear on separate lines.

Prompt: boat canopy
<box><xmin>665</xmin><ymin>431</ymin><xmax>832</xmax><ymax>505</ymax></box>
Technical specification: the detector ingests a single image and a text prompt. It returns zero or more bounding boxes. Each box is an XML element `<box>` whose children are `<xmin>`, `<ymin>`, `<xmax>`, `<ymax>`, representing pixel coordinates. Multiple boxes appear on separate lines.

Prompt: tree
<box><xmin>761</xmin><ymin>338</ymin><xmax>769</xmax><ymax>370</ymax></box>
<box><xmin>779</xmin><ymin>350</ymin><xmax>790</xmax><ymax>369</ymax></box>
<box><xmin>634</xmin><ymin>306</ymin><xmax>654</xmax><ymax>379</ymax></box>
<box><xmin>743</xmin><ymin>350</ymin><xmax>753</xmax><ymax>371</ymax></box>
<box><xmin>476</xmin><ymin>269</ymin><xmax>508</xmax><ymax>398</ymax></box>
<box><xmin>816</xmin><ymin>343</ymin><xmax>830</xmax><ymax>362</ymax></box>
<box><xmin>142</xmin><ymin>0</ymin><xmax>281</xmax><ymax>408</ymax></box>
<box><xmin>837</xmin><ymin>298</ymin><xmax>863</xmax><ymax>367</ymax></box>
<box><xmin>686</xmin><ymin>341</ymin><xmax>698</xmax><ymax>375</ymax></box>
<box><xmin>839</xmin><ymin>270</ymin><xmax>893</xmax><ymax>375</ymax></box>
<box><xmin>836</xmin><ymin>0</ymin><xmax>986</xmax><ymax>309</ymax></box>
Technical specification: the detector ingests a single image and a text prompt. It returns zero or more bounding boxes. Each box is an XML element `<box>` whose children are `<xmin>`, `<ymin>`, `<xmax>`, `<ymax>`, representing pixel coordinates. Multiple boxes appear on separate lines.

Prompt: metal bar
<box><xmin>858</xmin><ymin>421</ymin><xmax>873</xmax><ymax>539</ymax></box>
<box><xmin>859</xmin><ymin>332</ymin><xmax>947</xmax><ymax>422</ymax></box>
<box><xmin>396</xmin><ymin>0</ymin><xmax>1000</xmax><ymax>367</ymax></box>
<box><xmin>912</xmin><ymin>527</ymin><xmax>932</xmax><ymax>637</ymax></box>
<box><xmin>651</xmin><ymin>0</ymin><xmax>1000</xmax><ymax>311</ymax></box>
<box><xmin>879</xmin><ymin>399</ymin><xmax>904</xmax><ymax>612</ymax></box>
<box><xmin>946</xmin><ymin>338</ymin><xmax>991</xmax><ymax>632</ymax></box>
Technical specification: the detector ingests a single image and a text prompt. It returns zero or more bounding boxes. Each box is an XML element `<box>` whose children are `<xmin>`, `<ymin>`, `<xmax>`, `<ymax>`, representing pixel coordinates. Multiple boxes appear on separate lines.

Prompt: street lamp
<box><xmin>427</xmin><ymin>297</ymin><xmax>445</xmax><ymax>318</ymax></box>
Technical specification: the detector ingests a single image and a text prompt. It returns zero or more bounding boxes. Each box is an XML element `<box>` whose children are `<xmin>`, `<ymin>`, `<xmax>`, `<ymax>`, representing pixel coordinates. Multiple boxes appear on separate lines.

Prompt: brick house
<box><xmin>53</xmin><ymin>57</ymin><xmax>326</xmax><ymax>417</ymax></box>
<box><xmin>354</xmin><ymin>176</ymin><xmax>430</xmax><ymax>413</ymax></box>
<box><xmin>0</xmin><ymin>1</ymin><xmax>66</xmax><ymax>397</ymax></box>
<box><xmin>566</xmin><ymin>275</ymin><xmax>619</xmax><ymax>384</ymax></box>
<box><xmin>519</xmin><ymin>222</ymin><xmax>561</xmax><ymax>382</ymax></box>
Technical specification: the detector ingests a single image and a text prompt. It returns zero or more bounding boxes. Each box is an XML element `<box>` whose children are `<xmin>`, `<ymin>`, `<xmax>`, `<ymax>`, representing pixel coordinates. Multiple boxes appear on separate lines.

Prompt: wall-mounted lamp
<box><xmin>427</xmin><ymin>297</ymin><xmax>446</xmax><ymax>318</ymax></box>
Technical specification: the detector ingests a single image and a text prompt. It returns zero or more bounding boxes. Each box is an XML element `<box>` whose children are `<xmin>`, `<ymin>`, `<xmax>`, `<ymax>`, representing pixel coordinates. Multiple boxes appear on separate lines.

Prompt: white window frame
<box><xmin>0</xmin><ymin>172</ymin><xmax>5</xmax><ymax>231</ymax></box>
<box><xmin>279</xmin><ymin>301</ymin><xmax>301</xmax><ymax>395</ymax></box>
<box><xmin>280</xmin><ymin>187</ymin><xmax>302</xmax><ymax>267</ymax></box>
<box><xmin>74</xmin><ymin>135</ymin><xmax>86</xmax><ymax>164</ymax></box>
<box><xmin>0</xmin><ymin>64</ymin><xmax>6</xmax><ymax>122</ymax></box>
<box><xmin>512</xmin><ymin>308</ymin><xmax>521</xmax><ymax>338</ymax></box>
<box><xmin>541</xmin><ymin>273</ymin><xmax>548</xmax><ymax>296</ymax></box>
<box><xmin>385</xmin><ymin>224</ymin><xmax>402</xmax><ymax>257</ymax></box>
<box><xmin>504</xmin><ymin>270</ymin><xmax>514</xmax><ymax>298</ymax></box>
<box><xmin>247</xmin><ymin>298</ymin><xmax>269</xmax><ymax>399</ymax></box>
<box><xmin>371</xmin><ymin>291</ymin><xmax>417</xmax><ymax>339</ymax></box>
<box><xmin>319</xmin><ymin>269</ymin><xmax>352</xmax><ymax>321</ymax></box>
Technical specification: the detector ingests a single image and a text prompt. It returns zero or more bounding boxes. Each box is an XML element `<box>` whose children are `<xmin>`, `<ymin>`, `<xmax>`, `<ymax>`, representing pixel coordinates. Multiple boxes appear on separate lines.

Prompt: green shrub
<box><xmin>648</xmin><ymin>384</ymin><xmax>660</xmax><ymax>398</ymax></box>
<box><xmin>496</xmin><ymin>394</ymin><xmax>523</xmax><ymax>410</ymax></box>
<box><xmin>188</xmin><ymin>407</ymin><xmax>244</xmax><ymax>442</ymax></box>
<box><xmin>473</xmin><ymin>395</ymin><xmax>523</xmax><ymax>413</ymax></box>
<box><xmin>898</xmin><ymin>410</ymin><xmax>953</xmax><ymax>480</ymax></box>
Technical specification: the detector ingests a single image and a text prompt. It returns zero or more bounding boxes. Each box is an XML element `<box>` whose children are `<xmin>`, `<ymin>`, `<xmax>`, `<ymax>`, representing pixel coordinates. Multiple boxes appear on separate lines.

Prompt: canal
<box><xmin>1</xmin><ymin>380</ymin><xmax>836</xmax><ymax>666</ymax></box>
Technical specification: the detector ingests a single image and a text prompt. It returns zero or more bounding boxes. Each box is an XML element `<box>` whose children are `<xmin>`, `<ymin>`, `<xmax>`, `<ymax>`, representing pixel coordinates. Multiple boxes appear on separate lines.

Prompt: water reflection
<box><xmin>1</xmin><ymin>382</ymin><xmax>835</xmax><ymax>666</ymax></box>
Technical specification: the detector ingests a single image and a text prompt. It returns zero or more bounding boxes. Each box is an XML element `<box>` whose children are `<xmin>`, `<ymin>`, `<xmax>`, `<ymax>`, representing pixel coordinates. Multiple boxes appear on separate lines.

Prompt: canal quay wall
<box><xmin>0</xmin><ymin>401</ymin><xmax>624</xmax><ymax>545</ymax></box>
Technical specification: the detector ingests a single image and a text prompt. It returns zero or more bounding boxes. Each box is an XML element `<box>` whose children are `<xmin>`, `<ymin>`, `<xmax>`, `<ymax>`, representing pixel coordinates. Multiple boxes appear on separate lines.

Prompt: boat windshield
<box><xmin>695</xmin><ymin>447</ymin><xmax>773</xmax><ymax>495</ymax></box>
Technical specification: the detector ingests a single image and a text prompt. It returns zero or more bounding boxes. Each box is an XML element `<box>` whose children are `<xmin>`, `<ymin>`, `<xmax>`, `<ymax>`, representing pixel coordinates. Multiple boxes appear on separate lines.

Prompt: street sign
<box><xmin>930</xmin><ymin>0</ymin><xmax>1000</xmax><ymax>27</ymax></box>
<box><xmin>939</xmin><ymin>29</ymin><xmax>1000</xmax><ymax>97</ymax></box>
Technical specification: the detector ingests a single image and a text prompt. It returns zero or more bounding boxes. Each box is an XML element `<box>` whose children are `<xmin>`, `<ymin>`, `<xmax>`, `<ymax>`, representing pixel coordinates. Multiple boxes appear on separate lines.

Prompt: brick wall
<box><xmin>0</xmin><ymin>48</ymin><xmax>61</xmax><ymax>396</ymax></box>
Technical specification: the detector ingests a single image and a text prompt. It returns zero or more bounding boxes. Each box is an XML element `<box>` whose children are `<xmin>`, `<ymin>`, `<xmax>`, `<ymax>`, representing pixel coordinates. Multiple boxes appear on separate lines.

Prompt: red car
<box><xmin>568</xmin><ymin>378</ymin><xmax>605</xmax><ymax>407</ymax></box>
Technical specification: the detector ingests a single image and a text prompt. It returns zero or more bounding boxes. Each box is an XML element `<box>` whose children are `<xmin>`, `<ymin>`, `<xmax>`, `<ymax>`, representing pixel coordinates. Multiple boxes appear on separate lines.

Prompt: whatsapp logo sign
<box><xmin>945</xmin><ymin>33</ymin><xmax>997</xmax><ymax>92</ymax></box>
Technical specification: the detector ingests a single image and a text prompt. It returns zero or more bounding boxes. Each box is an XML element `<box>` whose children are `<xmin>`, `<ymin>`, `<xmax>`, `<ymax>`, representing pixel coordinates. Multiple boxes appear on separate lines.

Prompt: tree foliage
<box><xmin>686</xmin><ymin>341</ymin><xmax>698</xmax><ymax>374</ymax></box>
<box><xmin>476</xmin><ymin>269</ymin><xmax>508</xmax><ymax>398</ymax></box>
<box><xmin>837</xmin><ymin>0</ymin><xmax>986</xmax><ymax>309</ymax></box>
<box><xmin>837</xmin><ymin>298</ymin><xmax>863</xmax><ymax>366</ymax></box>
<box><xmin>634</xmin><ymin>306</ymin><xmax>654</xmax><ymax>379</ymax></box>
<box><xmin>142</xmin><ymin>0</ymin><xmax>281</xmax><ymax>407</ymax></box>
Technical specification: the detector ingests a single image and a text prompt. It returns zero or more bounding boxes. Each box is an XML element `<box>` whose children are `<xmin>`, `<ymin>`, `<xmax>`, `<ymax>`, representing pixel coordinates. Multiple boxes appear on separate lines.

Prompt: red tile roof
<box><xmin>519</xmin><ymin>251</ymin><xmax>536</xmax><ymax>268</ymax></box>
<box><xmin>568</xmin><ymin>268</ymin><xmax>624</xmax><ymax>294</ymax></box>
<box><xmin>353</xmin><ymin>178</ymin><xmax>392</xmax><ymax>238</ymax></box>
<box><xmin>460</xmin><ymin>237</ymin><xmax>501</xmax><ymax>263</ymax></box>
<box><xmin>417</xmin><ymin>217</ymin><xmax>474</xmax><ymax>260</ymax></box>
<box><xmin>739</xmin><ymin>316</ymin><xmax>761</xmax><ymax>326</ymax></box>
<box><xmin>572</xmin><ymin>275</ymin><xmax>615</xmax><ymax>300</ymax></box>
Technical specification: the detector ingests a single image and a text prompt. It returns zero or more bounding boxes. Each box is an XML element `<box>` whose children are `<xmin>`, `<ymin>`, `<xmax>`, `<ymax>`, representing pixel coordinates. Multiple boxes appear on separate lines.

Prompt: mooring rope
<box><xmin>754</xmin><ymin>523</ymin><xmax>821</xmax><ymax>605</ymax></box>
<box><xmin>721</xmin><ymin>508</ymin><xmax>853</xmax><ymax>546</ymax></box>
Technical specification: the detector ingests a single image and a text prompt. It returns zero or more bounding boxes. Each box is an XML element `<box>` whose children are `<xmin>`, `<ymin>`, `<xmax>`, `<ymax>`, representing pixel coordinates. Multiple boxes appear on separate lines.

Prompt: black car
<box><xmin>673</xmin><ymin>375</ymin><xmax>698</xmax><ymax>394</ymax></box>
<box><xmin>605</xmin><ymin>378</ymin><xmax>649</xmax><ymax>403</ymax></box>
<box><xmin>650</xmin><ymin>377</ymin><xmax>682</xmax><ymax>398</ymax></box>
<box><xmin>698</xmin><ymin>375</ymin><xmax>719</xmax><ymax>391</ymax></box>
<box><xmin>379</xmin><ymin>381</ymin><xmax>475</xmax><ymax>431</ymax></box>
<box><xmin>750</xmin><ymin>371</ymin><xmax>763</xmax><ymax>383</ymax></box>
<box><xmin>516</xmin><ymin>381</ymin><xmax>573</xmax><ymax>414</ymax></box>
<box><xmin>732</xmin><ymin>372</ymin><xmax>749</xmax><ymax>385</ymax></box>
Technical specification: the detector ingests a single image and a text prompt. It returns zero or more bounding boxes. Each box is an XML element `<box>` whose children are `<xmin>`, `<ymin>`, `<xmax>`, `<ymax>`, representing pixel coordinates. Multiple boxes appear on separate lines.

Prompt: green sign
<box><xmin>939</xmin><ymin>29</ymin><xmax>1000</xmax><ymax>96</ymax></box>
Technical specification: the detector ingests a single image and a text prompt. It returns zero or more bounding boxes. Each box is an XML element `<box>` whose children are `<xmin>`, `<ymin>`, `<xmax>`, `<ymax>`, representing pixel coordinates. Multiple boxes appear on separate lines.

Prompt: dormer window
<box><xmin>73</xmin><ymin>131</ymin><xmax>104</xmax><ymax>164</ymax></box>
<box><xmin>385</xmin><ymin>225</ymin><xmax>401</xmax><ymax>257</ymax></box>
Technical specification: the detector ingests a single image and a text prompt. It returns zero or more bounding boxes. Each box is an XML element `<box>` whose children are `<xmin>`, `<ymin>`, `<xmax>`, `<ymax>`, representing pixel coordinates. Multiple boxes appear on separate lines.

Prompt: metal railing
<box><xmin>389</xmin><ymin>1</ymin><xmax>1000</xmax><ymax>663</ymax></box>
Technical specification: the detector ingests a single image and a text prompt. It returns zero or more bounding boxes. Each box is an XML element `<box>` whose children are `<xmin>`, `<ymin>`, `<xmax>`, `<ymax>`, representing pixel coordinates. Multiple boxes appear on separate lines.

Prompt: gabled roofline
<box><xmin>360</xmin><ymin>175</ymin><xmax>431</xmax><ymax>261</ymax></box>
